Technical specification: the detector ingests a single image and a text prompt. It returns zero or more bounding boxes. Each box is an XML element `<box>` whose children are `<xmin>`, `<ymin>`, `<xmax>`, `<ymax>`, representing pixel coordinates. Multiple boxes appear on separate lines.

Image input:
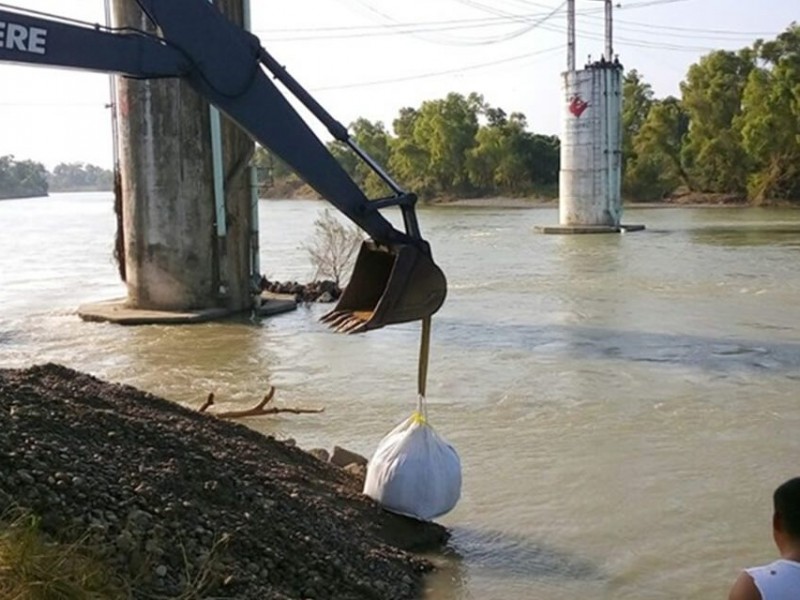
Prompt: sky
<box><xmin>0</xmin><ymin>0</ymin><xmax>796</xmax><ymax>170</ymax></box>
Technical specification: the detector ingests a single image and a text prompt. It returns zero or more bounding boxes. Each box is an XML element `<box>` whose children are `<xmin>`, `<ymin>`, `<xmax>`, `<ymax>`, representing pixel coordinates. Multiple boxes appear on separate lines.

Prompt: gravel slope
<box><xmin>0</xmin><ymin>363</ymin><xmax>448</xmax><ymax>599</ymax></box>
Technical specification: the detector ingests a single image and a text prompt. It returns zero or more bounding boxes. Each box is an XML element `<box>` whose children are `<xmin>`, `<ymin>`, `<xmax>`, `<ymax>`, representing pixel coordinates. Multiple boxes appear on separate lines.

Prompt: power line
<box><xmin>613</xmin><ymin>19</ymin><xmax>778</xmax><ymax>36</ymax></box>
<box><xmin>255</xmin><ymin>12</ymin><xmax>564</xmax><ymax>43</ymax></box>
<box><xmin>0</xmin><ymin>2</ymin><xmax>100</xmax><ymax>28</ymax></box>
<box><xmin>258</xmin><ymin>0</ymin><xmax>757</xmax><ymax>50</ymax></box>
<box><xmin>442</xmin><ymin>0</ymin><xmax>568</xmax><ymax>46</ymax></box>
<box><xmin>310</xmin><ymin>44</ymin><xmax>564</xmax><ymax>91</ymax></box>
<box><xmin>581</xmin><ymin>14</ymin><xmax>776</xmax><ymax>41</ymax></box>
<box><xmin>618</xmin><ymin>0</ymin><xmax>691</xmax><ymax>8</ymax></box>
<box><xmin>255</xmin><ymin>11</ymin><xmax>558</xmax><ymax>35</ymax></box>
<box><xmin>329</xmin><ymin>0</ymin><xmax>565</xmax><ymax>46</ymax></box>
<box><xmin>539</xmin><ymin>21</ymin><xmax>721</xmax><ymax>52</ymax></box>
<box><xmin>256</xmin><ymin>5</ymin><xmax>776</xmax><ymax>43</ymax></box>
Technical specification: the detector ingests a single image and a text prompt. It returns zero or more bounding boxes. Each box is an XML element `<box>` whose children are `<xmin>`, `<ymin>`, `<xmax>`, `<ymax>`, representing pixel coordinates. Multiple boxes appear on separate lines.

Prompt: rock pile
<box><xmin>260</xmin><ymin>278</ymin><xmax>342</xmax><ymax>303</ymax></box>
<box><xmin>0</xmin><ymin>364</ymin><xmax>448</xmax><ymax>599</ymax></box>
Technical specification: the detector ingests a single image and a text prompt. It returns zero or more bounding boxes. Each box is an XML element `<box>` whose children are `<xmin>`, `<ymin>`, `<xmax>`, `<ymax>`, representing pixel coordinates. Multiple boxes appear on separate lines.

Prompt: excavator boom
<box><xmin>0</xmin><ymin>1</ymin><xmax>446</xmax><ymax>332</ymax></box>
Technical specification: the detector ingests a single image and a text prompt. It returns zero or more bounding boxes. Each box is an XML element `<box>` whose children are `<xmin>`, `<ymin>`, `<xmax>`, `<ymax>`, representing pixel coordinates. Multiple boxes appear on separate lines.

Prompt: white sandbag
<box><xmin>363</xmin><ymin>398</ymin><xmax>461</xmax><ymax>521</ymax></box>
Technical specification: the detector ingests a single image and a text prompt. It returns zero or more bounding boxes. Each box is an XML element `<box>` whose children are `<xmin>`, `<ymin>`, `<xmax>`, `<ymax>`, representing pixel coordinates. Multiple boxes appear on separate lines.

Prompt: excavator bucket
<box><xmin>320</xmin><ymin>241</ymin><xmax>446</xmax><ymax>333</ymax></box>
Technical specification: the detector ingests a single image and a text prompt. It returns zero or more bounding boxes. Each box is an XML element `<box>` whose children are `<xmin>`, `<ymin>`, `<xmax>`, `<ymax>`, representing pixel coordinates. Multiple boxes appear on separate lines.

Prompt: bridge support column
<box><xmin>80</xmin><ymin>0</ymin><xmax>259</xmax><ymax>322</ymax></box>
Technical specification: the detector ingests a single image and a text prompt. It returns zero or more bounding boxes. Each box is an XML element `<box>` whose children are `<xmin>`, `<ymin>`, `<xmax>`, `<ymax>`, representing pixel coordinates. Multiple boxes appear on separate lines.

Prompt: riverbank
<box><xmin>0</xmin><ymin>192</ymin><xmax>48</xmax><ymax>201</ymax></box>
<box><xmin>430</xmin><ymin>191</ymin><xmax>753</xmax><ymax>208</ymax></box>
<box><xmin>262</xmin><ymin>191</ymin><xmax>796</xmax><ymax>209</ymax></box>
<box><xmin>0</xmin><ymin>364</ymin><xmax>448</xmax><ymax>599</ymax></box>
<box><xmin>431</xmin><ymin>197</ymin><xmax>556</xmax><ymax>208</ymax></box>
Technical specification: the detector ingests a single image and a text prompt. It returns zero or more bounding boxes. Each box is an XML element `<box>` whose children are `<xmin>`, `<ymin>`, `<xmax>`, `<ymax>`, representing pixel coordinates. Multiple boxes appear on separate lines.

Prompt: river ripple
<box><xmin>1</xmin><ymin>193</ymin><xmax>799</xmax><ymax>599</ymax></box>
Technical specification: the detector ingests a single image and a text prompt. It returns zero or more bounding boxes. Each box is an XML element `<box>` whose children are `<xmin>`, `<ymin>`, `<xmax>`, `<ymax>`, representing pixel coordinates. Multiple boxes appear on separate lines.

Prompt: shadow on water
<box><xmin>422</xmin><ymin>527</ymin><xmax>602</xmax><ymax>598</ymax></box>
<box><xmin>434</xmin><ymin>319</ymin><xmax>800</xmax><ymax>374</ymax></box>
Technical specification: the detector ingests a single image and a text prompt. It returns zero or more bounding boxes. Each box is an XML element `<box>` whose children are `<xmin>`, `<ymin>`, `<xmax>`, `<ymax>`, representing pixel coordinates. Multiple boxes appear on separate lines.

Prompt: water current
<box><xmin>1</xmin><ymin>193</ymin><xmax>799</xmax><ymax>599</ymax></box>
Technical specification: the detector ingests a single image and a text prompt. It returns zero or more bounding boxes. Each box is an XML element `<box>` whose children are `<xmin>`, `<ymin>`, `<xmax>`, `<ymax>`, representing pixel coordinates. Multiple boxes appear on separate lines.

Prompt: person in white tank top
<box><xmin>729</xmin><ymin>477</ymin><xmax>800</xmax><ymax>600</ymax></box>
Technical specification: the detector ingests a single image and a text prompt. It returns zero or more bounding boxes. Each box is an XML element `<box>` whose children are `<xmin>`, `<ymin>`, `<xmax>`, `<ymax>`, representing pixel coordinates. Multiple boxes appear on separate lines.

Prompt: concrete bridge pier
<box><xmin>536</xmin><ymin>0</ymin><xmax>643</xmax><ymax>235</ymax></box>
<box><xmin>79</xmin><ymin>0</ymin><xmax>294</xmax><ymax>324</ymax></box>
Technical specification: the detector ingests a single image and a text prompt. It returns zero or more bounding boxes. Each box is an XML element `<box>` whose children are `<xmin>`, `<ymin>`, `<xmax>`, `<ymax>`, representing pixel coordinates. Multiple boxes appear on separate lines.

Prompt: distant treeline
<box><xmin>255</xmin><ymin>93</ymin><xmax>560</xmax><ymax>202</ymax></box>
<box><xmin>5</xmin><ymin>24</ymin><xmax>798</xmax><ymax>205</ymax></box>
<box><xmin>0</xmin><ymin>156</ymin><xmax>112</xmax><ymax>200</ymax></box>
<box><xmin>258</xmin><ymin>23</ymin><xmax>800</xmax><ymax>205</ymax></box>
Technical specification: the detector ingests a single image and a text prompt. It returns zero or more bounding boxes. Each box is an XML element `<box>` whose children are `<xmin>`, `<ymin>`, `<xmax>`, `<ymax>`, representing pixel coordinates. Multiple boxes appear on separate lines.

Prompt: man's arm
<box><xmin>728</xmin><ymin>572</ymin><xmax>762</xmax><ymax>600</ymax></box>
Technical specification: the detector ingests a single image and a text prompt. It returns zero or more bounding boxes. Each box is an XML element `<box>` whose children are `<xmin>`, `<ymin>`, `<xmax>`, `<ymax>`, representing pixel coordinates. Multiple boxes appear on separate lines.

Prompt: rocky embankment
<box><xmin>0</xmin><ymin>364</ymin><xmax>448</xmax><ymax>599</ymax></box>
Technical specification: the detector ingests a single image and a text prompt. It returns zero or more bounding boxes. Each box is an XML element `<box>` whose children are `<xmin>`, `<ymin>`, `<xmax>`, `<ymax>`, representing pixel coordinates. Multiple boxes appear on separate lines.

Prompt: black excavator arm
<box><xmin>0</xmin><ymin>1</ymin><xmax>446</xmax><ymax>332</ymax></box>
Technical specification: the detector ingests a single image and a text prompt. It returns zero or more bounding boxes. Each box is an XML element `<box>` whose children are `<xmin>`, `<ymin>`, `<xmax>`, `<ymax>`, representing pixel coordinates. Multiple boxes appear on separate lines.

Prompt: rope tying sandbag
<box><xmin>363</xmin><ymin>317</ymin><xmax>461</xmax><ymax>521</ymax></box>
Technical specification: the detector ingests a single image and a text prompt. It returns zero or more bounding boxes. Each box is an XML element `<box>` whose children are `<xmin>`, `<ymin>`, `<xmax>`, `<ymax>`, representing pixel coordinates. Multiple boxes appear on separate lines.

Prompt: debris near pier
<box><xmin>260</xmin><ymin>277</ymin><xmax>342</xmax><ymax>303</ymax></box>
<box><xmin>0</xmin><ymin>364</ymin><xmax>448</xmax><ymax>599</ymax></box>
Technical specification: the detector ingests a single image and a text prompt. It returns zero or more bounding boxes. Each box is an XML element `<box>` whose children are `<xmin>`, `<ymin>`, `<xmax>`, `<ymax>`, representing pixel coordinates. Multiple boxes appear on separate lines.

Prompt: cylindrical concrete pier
<box><xmin>110</xmin><ymin>0</ymin><xmax>254</xmax><ymax>313</ymax></box>
<box><xmin>558</xmin><ymin>62</ymin><xmax>623</xmax><ymax>228</ymax></box>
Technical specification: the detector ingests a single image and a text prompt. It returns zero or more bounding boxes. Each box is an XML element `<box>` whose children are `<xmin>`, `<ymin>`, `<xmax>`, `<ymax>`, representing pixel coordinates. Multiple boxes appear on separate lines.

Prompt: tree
<box><xmin>467</xmin><ymin>109</ymin><xmax>559</xmax><ymax>196</ymax></box>
<box><xmin>327</xmin><ymin>118</ymin><xmax>393</xmax><ymax>198</ymax></box>
<box><xmin>304</xmin><ymin>209</ymin><xmax>364</xmax><ymax>285</ymax></box>
<box><xmin>680</xmin><ymin>49</ymin><xmax>754</xmax><ymax>193</ymax></box>
<box><xmin>520</xmin><ymin>133</ymin><xmax>560</xmax><ymax>189</ymax></box>
<box><xmin>0</xmin><ymin>155</ymin><xmax>48</xmax><ymax>199</ymax></box>
<box><xmin>621</xmin><ymin>70</ymin><xmax>654</xmax><ymax>176</ymax></box>
<box><xmin>254</xmin><ymin>145</ymin><xmax>309</xmax><ymax>198</ymax></box>
<box><xmin>624</xmin><ymin>96</ymin><xmax>690</xmax><ymax>200</ymax></box>
<box><xmin>406</xmin><ymin>92</ymin><xmax>482</xmax><ymax>197</ymax></box>
<box><xmin>255</xmin><ymin>92</ymin><xmax>560</xmax><ymax>202</ymax></box>
<box><xmin>48</xmin><ymin>162</ymin><xmax>112</xmax><ymax>192</ymax></box>
<box><xmin>737</xmin><ymin>24</ymin><xmax>800</xmax><ymax>202</ymax></box>
<box><xmin>639</xmin><ymin>97</ymin><xmax>690</xmax><ymax>186</ymax></box>
<box><xmin>388</xmin><ymin>106</ymin><xmax>432</xmax><ymax>195</ymax></box>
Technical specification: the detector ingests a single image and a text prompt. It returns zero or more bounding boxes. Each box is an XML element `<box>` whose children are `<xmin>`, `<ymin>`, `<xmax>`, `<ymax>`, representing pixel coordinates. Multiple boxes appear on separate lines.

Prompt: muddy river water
<box><xmin>2</xmin><ymin>193</ymin><xmax>799</xmax><ymax>599</ymax></box>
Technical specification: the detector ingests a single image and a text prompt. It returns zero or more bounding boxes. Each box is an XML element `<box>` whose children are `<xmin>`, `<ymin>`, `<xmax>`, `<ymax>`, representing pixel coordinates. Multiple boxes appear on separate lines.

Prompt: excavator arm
<box><xmin>0</xmin><ymin>1</ymin><xmax>446</xmax><ymax>332</ymax></box>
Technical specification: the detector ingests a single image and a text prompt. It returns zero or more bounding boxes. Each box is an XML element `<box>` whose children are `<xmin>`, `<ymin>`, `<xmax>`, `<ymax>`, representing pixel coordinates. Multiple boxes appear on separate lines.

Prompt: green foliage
<box><xmin>388</xmin><ymin>106</ymin><xmax>432</xmax><ymax>194</ymax></box>
<box><xmin>624</xmin><ymin>96</ymin><xmax>690</xmax><ymax>200</ymax></box>
<box><xmin>411</xmin><ymin>92</ymin><xmax>481</xmax><ymax>195</ymax></box>
<box><xmin>0</xmin><ymin>512</ymin><xmax>125</xmax><ymax>599</ymax></box>
<box><xmin>254</xmin><ymin>145</ymin><xmax>309</xmax><ymax>198</ymax></box>
<box><xmin>621</xmin><ymin>69</ymin><xmax>654</xmax><ymax>176</ymax></box>
<box><xmin>679</xmin><ymin>49</ymin><xmax>754</xmax><ymax>193</ymax></box>
<box><xmin>49</xmin><ymin>162</ymin><xmax>112</xmax><ymax>192</ymax></box>
<box><xmin>330</xmin><ymin>118</ymin><xmax>394</xmax><ymax>198</ymax></box>
<box><xmin>259</xmin><ymin>92</ymin><xmax>560</xmax><ymax>202</ymax></box>
<box><xmin>258</xmin><ymin>23</ymin><xmax>800</xmax><ymax>206</ymax></box>
<box><xmin>253</xmin><ymin>145</ymin><xmax>294</xmax><ymax>182</ymax></box>
<box><xmin>737</xmin><ymin>24</ymin><xmax>800</xmax><ymax>202</ymax></box>
<box><xmin>621</xmin><ymin>23</ymin><xmax>800</xmax><ymax>203</ymax></box>
<box><xmin>7</xmin><ymin>27</ymin><xmax>800</xmax><ymax>206</ymax></box>
<box><xmin>467</xmin><ymin>110</ymin><xmax>559</xmax><ymax>196</ymax></box>
<box><xmin>0</xmin><ymin>155</ymin><xmax>48</xmax><ymax>199</ymax></box>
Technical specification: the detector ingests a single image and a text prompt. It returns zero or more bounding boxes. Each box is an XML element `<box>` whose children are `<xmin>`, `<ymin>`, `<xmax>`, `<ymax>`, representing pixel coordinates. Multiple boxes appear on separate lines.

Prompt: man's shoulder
<box><xmin>729</xmin><ymin>571</ymin><xmax>762</xmax><ymax>600</ymax></box>
<box><xmin>747</xmin><ymin>558</ymin><xmax>800</xmax><ymax>577</ymax></box>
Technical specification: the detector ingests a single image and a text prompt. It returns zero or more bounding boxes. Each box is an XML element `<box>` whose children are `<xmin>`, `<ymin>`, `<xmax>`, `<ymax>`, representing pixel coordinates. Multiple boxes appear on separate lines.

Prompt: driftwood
<box><xmin>198</xmin><ymin>386</ymin><xmax>324</xmax><ymax>419</ymax></box>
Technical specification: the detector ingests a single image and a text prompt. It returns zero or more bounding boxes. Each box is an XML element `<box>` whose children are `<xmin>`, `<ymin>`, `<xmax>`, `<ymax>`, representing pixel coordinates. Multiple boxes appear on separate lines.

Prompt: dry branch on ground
<box><xmin>198</xmin><ymin>386</ymin><xmax>324</xmax><ymax>419</ymax></box>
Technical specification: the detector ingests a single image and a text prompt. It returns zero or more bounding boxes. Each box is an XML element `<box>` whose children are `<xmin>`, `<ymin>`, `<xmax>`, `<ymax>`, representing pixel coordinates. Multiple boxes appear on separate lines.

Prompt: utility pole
<box><xmin>567</xmin><ymin>0</ymin><xmax>576</xmax><ymax>71</ymax></box>
<box><xmin>605</xmin><ymin>0</ymin><xmax>613</xmax><ymax>60</ymax></box>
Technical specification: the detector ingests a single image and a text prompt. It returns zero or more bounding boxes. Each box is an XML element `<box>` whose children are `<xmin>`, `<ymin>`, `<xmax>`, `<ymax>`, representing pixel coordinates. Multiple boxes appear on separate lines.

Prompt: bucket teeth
<box><xmin>318</xmin><ymin>240</ymin><xmax>447</xmax><ymax>334</ymax></box>
<box><xmin>337</xmin><ymin>316</ymin><xmax>368</xmax><ymax>334</ymax></box>
<box><xmin>325</xmin><ymin>313</ymin><xmax>353</xmax><ymax>329</ymax></box>
<box><xmin>320</xmin><ymin>310</ymin><xmax>345</xmax><ymax>324</ymax></box>
<box><xmin>319</xmin><ymin>310</ymin><xmax>370</xmax><ymax>334</ymax></box>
